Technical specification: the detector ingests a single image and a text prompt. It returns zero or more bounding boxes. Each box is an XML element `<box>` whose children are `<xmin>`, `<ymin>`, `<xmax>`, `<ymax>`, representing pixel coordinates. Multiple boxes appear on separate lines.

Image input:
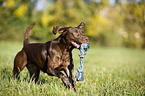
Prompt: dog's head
<box><xmin>52</xmin><ymin>22</ymin><xmax>89</xmax><ymax>49</ymax></box>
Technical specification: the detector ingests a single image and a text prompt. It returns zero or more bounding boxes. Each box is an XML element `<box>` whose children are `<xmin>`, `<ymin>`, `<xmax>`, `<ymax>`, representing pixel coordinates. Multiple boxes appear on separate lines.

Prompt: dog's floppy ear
<box><xmin>52</xmin><ymin>26</ymin><xmax>67</xmax><ymax>35</ymax></box>
<box><xmin>78</xmin><ymin>22</ymin><xmax>85</xmax><ymax>28</ymax></box>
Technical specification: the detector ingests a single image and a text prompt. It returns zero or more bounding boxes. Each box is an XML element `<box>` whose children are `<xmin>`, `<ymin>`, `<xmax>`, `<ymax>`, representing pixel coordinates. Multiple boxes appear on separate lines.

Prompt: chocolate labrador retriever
<box><xmin>13</xmin><ymin>22</ymin><xmax>89</xmax><ymax>91</ymax></box>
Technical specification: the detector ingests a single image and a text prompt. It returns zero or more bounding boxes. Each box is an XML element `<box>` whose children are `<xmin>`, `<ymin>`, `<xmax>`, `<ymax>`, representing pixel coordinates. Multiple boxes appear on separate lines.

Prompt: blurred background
<box><xmin>0</xmin><ymin>0</ymin><xmax>145</xmax><ymax>49</ymax></box>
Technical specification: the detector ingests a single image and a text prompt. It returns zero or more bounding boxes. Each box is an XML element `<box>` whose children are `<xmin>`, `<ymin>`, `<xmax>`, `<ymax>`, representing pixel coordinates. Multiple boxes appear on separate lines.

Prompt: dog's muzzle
<box><xmin>71</xmin><ymin>37</ymin><xmax>89</xmax><ymax>49</ymax></box>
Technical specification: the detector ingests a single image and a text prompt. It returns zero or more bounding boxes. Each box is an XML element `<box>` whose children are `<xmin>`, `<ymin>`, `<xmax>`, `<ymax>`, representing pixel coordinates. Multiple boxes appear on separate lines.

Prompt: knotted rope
<box><xmin>75</xmin><ymin>43</ymin><xmax>90</xmax><ymax>81</ymax></box>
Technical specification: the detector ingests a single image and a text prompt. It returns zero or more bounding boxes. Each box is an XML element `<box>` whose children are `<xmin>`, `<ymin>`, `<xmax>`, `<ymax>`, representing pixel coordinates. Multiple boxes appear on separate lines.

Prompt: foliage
<box><xmin>122</xmin><ymin>1</ymin><xmax>145</xmax><ymax>48</ymax></box>
<box><xmin>0</xmin><ymin>42</ymin><xmax>145</xmax><ymax>95</ymax></box>
<box><xmin>0</xmin><ymin>0</ymin><xmax>145</xmax><ymax>48</ymax></box>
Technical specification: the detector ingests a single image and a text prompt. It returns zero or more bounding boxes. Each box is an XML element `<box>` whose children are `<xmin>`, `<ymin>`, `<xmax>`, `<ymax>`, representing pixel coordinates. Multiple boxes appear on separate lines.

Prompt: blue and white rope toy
<box><xmin>75</xmin><ymin>43</ymin><xmax>90</xmax><ymax>81</ymax></box>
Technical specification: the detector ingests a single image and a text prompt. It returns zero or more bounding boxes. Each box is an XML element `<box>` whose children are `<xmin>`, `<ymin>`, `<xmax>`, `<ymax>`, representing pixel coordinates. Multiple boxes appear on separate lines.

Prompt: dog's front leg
<box><xmin>69</xmin><ymin>68</ymin><xmax>76</xmax><ymax>91</ymax></box>
<box><xmin>64</xmin><ymin>68</ymin><xmax>76</xmax><ymax>91</ymax></box>
<box><xmin>46</xmin><ymin>67</ymin><xmax>73</xmax><ymax>89</ymax></box>
<box><xmin>65</xmin><ymin>65</ymin><xmax>76</xmax><ymax>91</ymax></box>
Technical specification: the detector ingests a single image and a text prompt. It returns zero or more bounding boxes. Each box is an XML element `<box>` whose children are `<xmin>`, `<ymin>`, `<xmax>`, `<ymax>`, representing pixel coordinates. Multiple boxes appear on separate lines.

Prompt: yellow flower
<box><xmin>6</xmin><ymin>0</ymin><xmax>15</xmax><ymax>8</ymax></box>
<box><xmin>41</xmin><ymin>13</ymin><xmax>54</xmax><ymax>27</ymax></box>
<box><xmin>14</xmin><ymin>4</ymin><xmax>28</xmax><ymax>18</ymax></box>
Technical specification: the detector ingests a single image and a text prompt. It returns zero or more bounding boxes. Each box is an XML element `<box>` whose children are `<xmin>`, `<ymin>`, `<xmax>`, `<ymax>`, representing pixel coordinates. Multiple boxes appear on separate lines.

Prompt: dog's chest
<box><xmin>61</xmin><ymin>51</ymin><xmax>70</xmax><ymax>62</ymax></box>
<box><xmin>50</xmin><ymin>49</ymin><xmax>71</xmax><ymax>68</ymax></box>
<box><xmin>59</xmin><ymin>50</ymin><xmax>70</xmax><ymax>64</ymax></box>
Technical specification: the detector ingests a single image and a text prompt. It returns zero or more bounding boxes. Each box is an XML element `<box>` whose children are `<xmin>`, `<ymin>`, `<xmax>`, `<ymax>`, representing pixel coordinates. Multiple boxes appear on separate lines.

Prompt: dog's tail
<box><xmin>24</xmin><ymin>23</ymin><xmax>35</xmax><ymax>46</ymax></box>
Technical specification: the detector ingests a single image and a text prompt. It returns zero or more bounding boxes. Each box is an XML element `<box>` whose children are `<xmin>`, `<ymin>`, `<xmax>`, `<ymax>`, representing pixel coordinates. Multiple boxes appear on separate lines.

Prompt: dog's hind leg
<box><xmin>26</xmin><ymin>63</ymin><xmax>40</xmax><ymax>83</ymax></box>
<box><xmin>13</xmin><ymin>50</ymin><xmax>27</xmax><ymax>78</ymax></box>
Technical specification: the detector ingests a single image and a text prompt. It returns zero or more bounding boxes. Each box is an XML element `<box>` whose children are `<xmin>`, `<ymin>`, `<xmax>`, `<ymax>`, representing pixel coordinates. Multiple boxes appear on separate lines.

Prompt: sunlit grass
<box><xmin>0</xmin><ymin>42</ymin><xmax>145</xmax><ymax>95</ymax></box>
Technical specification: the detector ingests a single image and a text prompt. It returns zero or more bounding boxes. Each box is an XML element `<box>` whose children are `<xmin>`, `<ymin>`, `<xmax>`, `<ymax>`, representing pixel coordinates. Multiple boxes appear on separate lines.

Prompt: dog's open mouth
<box><xmin>71</xmin><ymin>41</ymin><xmax>80</xmax><ymax>49</ymax></box>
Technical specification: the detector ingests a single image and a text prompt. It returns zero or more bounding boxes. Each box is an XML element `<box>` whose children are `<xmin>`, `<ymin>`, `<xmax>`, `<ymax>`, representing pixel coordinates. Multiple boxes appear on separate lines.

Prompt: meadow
<box><xmin>0</xmin><ymin>42</ymin><xmax>145</xmax><ymax>96</ymax></box>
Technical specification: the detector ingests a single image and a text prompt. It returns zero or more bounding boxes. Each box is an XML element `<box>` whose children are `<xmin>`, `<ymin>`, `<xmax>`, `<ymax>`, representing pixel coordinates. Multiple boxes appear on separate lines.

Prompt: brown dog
<box><xmin>13</xmin><ymin>22</ymin><xmax>89</xmax><ymax>91</ymax></box>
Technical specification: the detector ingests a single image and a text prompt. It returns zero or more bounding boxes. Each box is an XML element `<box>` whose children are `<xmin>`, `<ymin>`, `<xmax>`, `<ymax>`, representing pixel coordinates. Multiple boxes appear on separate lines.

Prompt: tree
<box><xmin>122</xmin><ymin>1</ymin><xmax>145</xmax><ymax>48</ymax></box>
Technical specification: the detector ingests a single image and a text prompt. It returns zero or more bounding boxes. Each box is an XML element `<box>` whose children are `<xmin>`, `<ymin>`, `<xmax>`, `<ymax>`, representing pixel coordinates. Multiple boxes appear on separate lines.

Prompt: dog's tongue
<box><xmin>71</xmin><ymin>42</ymin><xmax>80</xmax><ymax>48</ymax></box>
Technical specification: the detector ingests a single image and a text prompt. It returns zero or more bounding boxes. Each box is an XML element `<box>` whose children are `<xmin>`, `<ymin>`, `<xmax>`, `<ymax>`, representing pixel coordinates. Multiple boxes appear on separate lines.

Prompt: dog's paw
<box><xmin>62</xmin><ymin>76</ymin><xmax>73</xmax><ymax>89</ymax></box>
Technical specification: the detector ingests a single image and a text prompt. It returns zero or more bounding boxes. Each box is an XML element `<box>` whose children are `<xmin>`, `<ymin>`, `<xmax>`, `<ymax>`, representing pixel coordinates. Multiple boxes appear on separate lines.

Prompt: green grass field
<box><xmin>0</xmin><ymin>42</ymin><xmax>145</xmax><ymax>96</ymax></box>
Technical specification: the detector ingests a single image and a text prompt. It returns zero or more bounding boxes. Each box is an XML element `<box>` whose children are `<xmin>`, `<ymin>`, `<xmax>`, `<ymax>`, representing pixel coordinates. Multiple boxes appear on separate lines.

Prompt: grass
<box><xmin>0</xmin><ymin>41</ymin><xmax>145</xmax><ymax>96</ymax></box>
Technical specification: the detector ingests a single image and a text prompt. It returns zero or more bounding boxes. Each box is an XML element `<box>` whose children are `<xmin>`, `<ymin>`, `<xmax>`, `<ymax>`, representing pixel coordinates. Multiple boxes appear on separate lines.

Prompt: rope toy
<box><xmin>75</xmin><ymin>43</ymin><xmax>90</xmax><ymax>81</ymax></box>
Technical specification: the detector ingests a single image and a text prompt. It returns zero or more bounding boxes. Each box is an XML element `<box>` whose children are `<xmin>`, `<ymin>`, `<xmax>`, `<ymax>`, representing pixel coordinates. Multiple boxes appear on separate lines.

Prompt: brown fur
<box><xmin>13</xmin><ymin>22</ymin><xmax>89</xmax><ymax>91</ymax></box>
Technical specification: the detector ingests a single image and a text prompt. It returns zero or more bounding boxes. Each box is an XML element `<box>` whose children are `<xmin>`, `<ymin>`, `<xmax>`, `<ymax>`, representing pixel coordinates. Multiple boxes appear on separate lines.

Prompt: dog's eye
<box><xmin>73</xmin><ymin>31</ymin><xmax>79</xmax><ymax>37</ymax></box>
<box><xmin>80</xmin><ymin>30</ymin><xmax>84</xmax><ymax>35</ymax></box>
